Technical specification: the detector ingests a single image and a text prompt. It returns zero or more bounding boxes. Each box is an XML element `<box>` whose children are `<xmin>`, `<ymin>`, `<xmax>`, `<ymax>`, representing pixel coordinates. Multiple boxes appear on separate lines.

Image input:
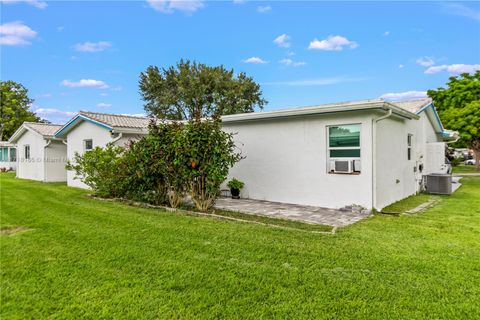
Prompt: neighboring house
<box><xmin>54</xmin><ymin>111</ymin><xmax>149</xmax><ymax>188</ymax></box>
<box><xmin>0</xmin><ymin>141</ymin><xmax>17</xmax><ymax>171</ymax></box>
<box><xmin>221</xmin><ymin>98</ymin><xmax>455</xmax><ymax>210</ymax></box>
<box><xmin>8</xmin><ymin>122</ymin><xmax>67</xmax><ymax>182</ymax></box>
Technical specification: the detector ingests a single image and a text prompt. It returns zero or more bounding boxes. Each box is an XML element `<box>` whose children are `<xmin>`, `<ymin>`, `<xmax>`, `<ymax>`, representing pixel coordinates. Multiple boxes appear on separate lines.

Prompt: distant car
<box><xmin>465</xmin><ymin>159</ymin><xmax>476</xmax><ymax>165</ymax></box>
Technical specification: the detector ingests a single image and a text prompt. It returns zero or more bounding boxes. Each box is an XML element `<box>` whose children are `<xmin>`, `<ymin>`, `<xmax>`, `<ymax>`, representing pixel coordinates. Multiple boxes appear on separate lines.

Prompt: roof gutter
<box><xmin>221</xmin><ymin>102</ymin><xmax>418</xmax><ymax>124</ymax></box>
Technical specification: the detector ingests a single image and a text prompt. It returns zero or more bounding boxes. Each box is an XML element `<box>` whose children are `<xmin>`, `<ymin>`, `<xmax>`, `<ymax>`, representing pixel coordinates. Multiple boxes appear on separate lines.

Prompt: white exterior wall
<box><xmin>222</xmin><ymin>111</ymin><xmax>374</xmax><ymax>209</ymax></box>
<box><xmin>66</xmin><ymin>121</ymin><xmax>113</xmax><ymax>189</ymax></box>
<box><xmin>65</xmin><ymin>120</ymin><xmax>145</xmax><ymax>189</ymax></box>
<box><xmin>375</xmin><ymin>112</ymin><xmax>443</xmax><ymax>209</ymax></box>
<box><xmin>44</xmin><ymin>141</ymin><xmax>68</xmax><ymax>182</ymax></box>
<box><xmin>15</xmin><ymin>130</ymin><xmax>46</xmax><ymax>181</ymax></box>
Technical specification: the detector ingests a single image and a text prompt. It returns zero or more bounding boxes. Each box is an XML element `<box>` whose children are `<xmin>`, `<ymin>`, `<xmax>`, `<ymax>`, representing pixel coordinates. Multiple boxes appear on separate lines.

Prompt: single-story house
<box><xmin>221</xmin><ymin>98</ymin><xmax>455</xmax><ymax>210</ymax></box>
<box><xmin>54</xmin><ymin>111</ymin><xmax>150</xmax><ymax>188</ymax></box>
<box><xmin>8</xmin><ymin>122</ymin><xmax>67</xmax><ymax>182</ymax></box>
<box><xmin>0</xmin><ymin>141</ymin><xmax>17</xmax><ymax>171</ymax></box>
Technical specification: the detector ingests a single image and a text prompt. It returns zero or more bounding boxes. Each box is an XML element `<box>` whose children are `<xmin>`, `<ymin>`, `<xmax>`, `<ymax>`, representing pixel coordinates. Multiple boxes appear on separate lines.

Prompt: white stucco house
<box><xmin>221</xmin><ymin>98</ymin><xmax>454</xmax><ymax>210</ymax></box>
<box><xmin>8</xmin><ymin>122</ymin><xmax>67</xmax><ymax>182</ymax></box>
<box><xmin>54</xmin><ymin>111</ymin><xmax>150</xmax><ymax>188</ymax></box>
<box><xmin>0</xmin><ymin>141</ymin><xmax>17</xmax><ymax>171</ymax></box>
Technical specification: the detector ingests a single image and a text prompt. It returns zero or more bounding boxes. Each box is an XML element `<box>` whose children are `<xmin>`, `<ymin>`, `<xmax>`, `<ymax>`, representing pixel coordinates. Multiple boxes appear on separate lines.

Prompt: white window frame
<box><xmin>24</xmin><ymin>145</ymin><xmax>30</xmax><ymax>160</ymax></box>
<box><xmin>327</xmin><ymin>123</ymin><xmax>362</xmax><ymax>173</ymax></box>
<box><xmin>84</xmin><ymin>139</ymin><xmax>93</xmax><ymax>151</ymax></box>
<box><xmin>10</xmin><ymin>148</ymin><xmax>16</xmax><ymax>162</ymax></box>
<box><xmin>407</xmin><ymin>134</ymin><xmax>413</xmax><ymax>161</ymax></box>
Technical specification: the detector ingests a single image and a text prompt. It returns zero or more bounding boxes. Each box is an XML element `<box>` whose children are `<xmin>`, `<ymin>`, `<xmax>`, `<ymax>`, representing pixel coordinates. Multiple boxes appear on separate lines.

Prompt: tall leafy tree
<box><xmin>0</xmin><ymin>80</ymin><xmax>40</xmax><ymax>140</ymax></box>
<box><xmin>428</xmin><ymin>71</ymin><xmax>480</xmax><ymax>169</ymax></box>
<box><xmin>139</xmin><ymin>59</ymin><xmax>267</xmax><ymax>121</ymax></box>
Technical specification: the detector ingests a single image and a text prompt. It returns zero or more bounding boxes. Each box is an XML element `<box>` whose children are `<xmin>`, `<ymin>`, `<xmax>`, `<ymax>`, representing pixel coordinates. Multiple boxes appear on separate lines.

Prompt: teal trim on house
<box><xmin>55</xmin><ymin>115</ymin><xmax>112</xmax><ymax>138</ymax></box>
<box><xmin>416</xmin><ymin>102</ymin><xmax>446</xmax><ymax>135</ymax></box>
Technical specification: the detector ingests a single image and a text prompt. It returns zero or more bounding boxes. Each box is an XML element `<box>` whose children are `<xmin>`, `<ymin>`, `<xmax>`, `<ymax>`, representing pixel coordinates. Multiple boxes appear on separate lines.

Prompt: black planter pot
<box><xmin>230</xmin><ymin>188</ymin><xmax>240</xmax><ymax>199</ymax></box>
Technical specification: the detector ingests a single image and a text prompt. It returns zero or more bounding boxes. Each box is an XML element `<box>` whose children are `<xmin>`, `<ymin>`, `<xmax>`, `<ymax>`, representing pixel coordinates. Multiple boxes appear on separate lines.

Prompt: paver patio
<box><xmin>214</xmin><ymin>198</ymin><xmax>371</xmax><ymax>227</ymax></box>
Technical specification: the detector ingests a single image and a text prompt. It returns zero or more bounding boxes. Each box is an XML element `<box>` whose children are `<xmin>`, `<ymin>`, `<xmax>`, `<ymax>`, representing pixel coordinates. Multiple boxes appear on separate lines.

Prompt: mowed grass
<box><xmin>1</xmin><ymin>173</ymin><xmax>480</xmax><ymax>319</ymax></box>
<box><xmin>452</xmin><ymin>164</ymin><xmax>479</xmax><ymax>174</ymax></box>
<box><xmin>381</xmin><ymin>193</ymin><xmax>440</xmax><ymax>214</ymax></box>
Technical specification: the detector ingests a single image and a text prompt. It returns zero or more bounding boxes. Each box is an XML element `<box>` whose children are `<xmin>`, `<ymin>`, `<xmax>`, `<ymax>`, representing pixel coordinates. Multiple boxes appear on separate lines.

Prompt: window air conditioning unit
<box><xmin>426</xmin><ymin>173</ymin><xmax>452</xmax><ymax>195</ymax></box>
<box><xmin>334</xmin><ymin>160</ymin><xmax>353</xmax><ymax>173</ymax></box>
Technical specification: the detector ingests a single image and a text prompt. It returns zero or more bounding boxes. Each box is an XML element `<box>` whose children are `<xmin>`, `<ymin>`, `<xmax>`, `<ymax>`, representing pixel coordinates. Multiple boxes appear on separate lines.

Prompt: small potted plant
<box><xmin>227</xmin><ymin>178</ymin><xmax>244</xmax><ymax>199</ymax></box>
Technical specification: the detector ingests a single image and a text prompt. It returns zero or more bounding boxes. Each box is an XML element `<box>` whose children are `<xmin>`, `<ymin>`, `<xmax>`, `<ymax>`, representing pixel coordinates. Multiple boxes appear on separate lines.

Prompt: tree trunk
<box><xmin>472</xmin><ymin>140</ymin><xmax>480</xmax><ymax>171</ymax></box>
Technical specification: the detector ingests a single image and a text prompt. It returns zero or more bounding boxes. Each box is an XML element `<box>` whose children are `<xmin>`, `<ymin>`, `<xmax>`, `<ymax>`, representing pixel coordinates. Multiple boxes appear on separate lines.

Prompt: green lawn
<box><xmin>381</xmin><ymin>193</ymin><xmax>440</xmax><ymax>214</ymax></box>
<box><xmin>452</xmin><ymin>164</ymin><xmax>479</xmax><ymax>174</ymax></box>
<box><xmin>1</xmin><ymin>173</ymin><xmax>480</xmax><ymax>319</ymax></box>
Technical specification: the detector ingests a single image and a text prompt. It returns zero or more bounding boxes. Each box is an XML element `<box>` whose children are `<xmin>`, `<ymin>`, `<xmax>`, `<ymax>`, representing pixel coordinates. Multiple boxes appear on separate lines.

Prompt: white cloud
<box><xmin>121</xmin><ymin>113</ymin><xmax>147</xmax><ymax>118</ymax></box>
<box><xmin>308</xmin><ymin>35</ymin><xmax>358</xmax><ymax>51</ymax></box>
<box><xmin>61</xmin><ymin>79</ymin><xmax>109</xmax><ymax>89</ymax></box>
<box><xmin>243</xmin><ymin>56</ymin><xmax>268</xmax><ymax>64</ymax></box>
<box><xmin>36</xmin><ymin>93</ymin><xmax>52</xmax><ymax>98</ymax></box>
<box><xmin>383</xmin><ymin>31</ymin><xmax>390</xmax><ymax>36</ymax></box>
<box><xmin>147</xmin><ymin>0</ymin><xmax>204</xmax><ymax>14</ymax></box>
<box><xmin>97</xmin><ymin>103</ymin><xmax>112</xmax><ymax>109</ymax></box>
<box><xmin>100</xmin><ymin>93</ymin><xmax>109</xmax><ymax>96</ymax></box>
<box><xmin>73</xmin><ymin>41</ymin><xmax>112</xmax><ymax>52</ymax></box>
<box><xmin>232</xmin><ymin>0</ymin><xmax>245</xmax><ymax>4</ymax></box>
<box><xmin>279</xmin><ymin>58</ymin><xmax>306</xmax><ymax>67</ymax></box>
<box><xmin>0</xmin><ymin>0</ymin><xmax>47</xmax><ymax>9</ymax></box>
<box><xmin>273</xmin><ymin>34</ymin><xmax>290</xmax><ymax>48</ymax></box>
<box><xmin>380</xmin><ymin>91</ymin><xmax>427</xmax><ymax>101</ymax></box>
<box><xmin>257</xmin><ymin>6</ymin><xmax>271</xmax><ymax>13</ymax></box>
<box><xmin>0</xmin><ymin>21</ymin><xmax>37</xmax><ymax>46</ymax></box>
<box><xmin>425</xmin><ymin>64</ymin><xmax>480</xmax><ymax>75</ymax></box>
<box><xmin>31</xmin><ymin>106</ymin><xmax>76</xmax><ymax>123</ymax></box>
<box><xmin>398</xmin><ymin>64</ymin><xmax>404</xmax><ymax>69</ymax></box>
<box><xmin>263</xmin><ymin>76</ymin><xmax>365</xmax><ymax>86</ymax></box>
<box><xmin>443</xmin><ymin>3</ymin><xmax>480</xmax><ymax>21</ymax></box>
<box><xmin>416</xmin><ymin>56</ymin><xmax>435</xmax><ymax>67</ymax></box>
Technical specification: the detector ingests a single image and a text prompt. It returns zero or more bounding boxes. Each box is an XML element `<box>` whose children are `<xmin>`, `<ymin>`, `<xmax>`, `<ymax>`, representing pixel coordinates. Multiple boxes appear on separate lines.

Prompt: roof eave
<box><xmin>8</xmin><ymin>126</ymin><xmax>25</xmax><ymax>143</ymax></box>
<box><xmin>221</xmin><ymin>102</ymin><xmax>419</xmax><ymax>123</ymax></box>
<box><xmin>112</xmin><ymin>127</ymin><xmax>149</xmax><ymax>134</ymax></box>
<box><xmin>54</xmin><ymin>114</ymin><xmax>113</xmax><ymax>138</ymax></box>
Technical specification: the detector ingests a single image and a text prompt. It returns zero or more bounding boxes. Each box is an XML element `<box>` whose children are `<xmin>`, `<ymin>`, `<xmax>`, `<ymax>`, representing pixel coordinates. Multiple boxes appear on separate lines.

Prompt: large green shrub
<box><xmin>66</xmin><ymin>145</ymin><xmax>126</xmax><ymax>198</ymax></box>
<box><xmin>183</xmin><ymin>119</ymin><xmax>242</xmax><ymax>210</ymax></box>
<box><xmin>67</xmin><ymin>119</ymin><xmax>242</xmax><ymax>211</ymax></box>
<box><xmin>120</xmin><ymin>136</ymin><xmax>169</xmax><ymax>206</ymax></box>
<box><xmin>148</xmin><ymin>122</ymin><xmax>189</xmax><ymax>208</ymax></box>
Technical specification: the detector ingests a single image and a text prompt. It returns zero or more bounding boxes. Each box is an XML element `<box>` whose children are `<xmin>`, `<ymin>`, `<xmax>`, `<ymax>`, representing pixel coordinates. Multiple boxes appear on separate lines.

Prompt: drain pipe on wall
<box><xmin>43</xmin><ymin>139</ymin><xmax>53</xmax><ymax>182</ymax></box>
<box><xmin>371</xmin><ymin>109</ymin><xmax>393</xmax><ymax>211</ymax></box>
<box><xmin>109</xmin><ymin>132</ymin><xmax>123</xmax><ymax>145</ymax></box>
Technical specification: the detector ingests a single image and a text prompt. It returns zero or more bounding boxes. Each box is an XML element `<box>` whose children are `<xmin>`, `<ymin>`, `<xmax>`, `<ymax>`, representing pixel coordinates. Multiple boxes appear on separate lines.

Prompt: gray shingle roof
<box><xmin>391</xmin><ymin>98</ymin><xmax>432</xmax><ymax>114</ymax></box>
<box><xmin>79</xmin><ymin>111</ymin><xmax>150</xmax><ymax>129</ymax></box>
<box><xmin>24</xmin><ymin>122</ymin><xmax>63</xmax><ymax>137</ymax></box>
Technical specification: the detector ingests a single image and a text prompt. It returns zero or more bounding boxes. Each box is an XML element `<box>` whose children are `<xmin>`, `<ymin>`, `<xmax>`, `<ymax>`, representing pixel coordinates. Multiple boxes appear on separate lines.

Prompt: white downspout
<box><xmin>372</xmin><ymin>109</ymin><xmax>393</xmax><ymax>211</ymax></box>
<box><xmin>109</xmin><ymin>132</ymin><xmax>123</xmax><ymax>145</ymax></box>
<box><xmin>43</xmin><ymin>139</ymin><xmax>52</xmax><ymax>182</ymax></box>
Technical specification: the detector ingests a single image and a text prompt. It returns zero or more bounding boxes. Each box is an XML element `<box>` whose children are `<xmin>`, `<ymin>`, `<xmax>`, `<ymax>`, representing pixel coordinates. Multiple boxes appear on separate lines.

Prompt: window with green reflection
<box><xmin>328</xmin><ymin>124</ymin><xmax>361</xmax><ymax>159</ymax></box>
<box><xmin>329</xmin><ymin>124</ymin><xmax>360</xmax><ymax>147</ymax></box>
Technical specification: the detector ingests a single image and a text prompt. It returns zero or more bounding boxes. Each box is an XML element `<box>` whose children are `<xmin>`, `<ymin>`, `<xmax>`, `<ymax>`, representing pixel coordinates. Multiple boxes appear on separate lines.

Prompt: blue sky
<box><xmin>1</xmin><ymin>0</ymin><xmax>479</xmax><ymax>123</ymax></box>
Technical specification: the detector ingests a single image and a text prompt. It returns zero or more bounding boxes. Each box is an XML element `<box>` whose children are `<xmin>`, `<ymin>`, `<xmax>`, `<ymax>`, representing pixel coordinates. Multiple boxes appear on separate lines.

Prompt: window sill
<box><xmin>328</xmin><ymin>171</ymin><xmax>361</xmax><ymax>175</ymax></box>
